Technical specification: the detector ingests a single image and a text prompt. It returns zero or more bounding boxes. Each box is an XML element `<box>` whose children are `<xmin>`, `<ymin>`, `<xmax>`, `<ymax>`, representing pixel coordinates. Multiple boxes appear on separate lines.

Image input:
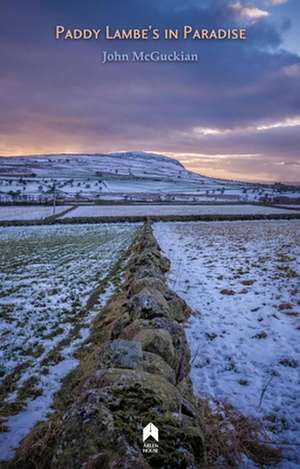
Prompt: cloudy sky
<box><xmin>0</xmin><ymin>0</ymin><xmax>299</xmax><ymax>182</ymax></box>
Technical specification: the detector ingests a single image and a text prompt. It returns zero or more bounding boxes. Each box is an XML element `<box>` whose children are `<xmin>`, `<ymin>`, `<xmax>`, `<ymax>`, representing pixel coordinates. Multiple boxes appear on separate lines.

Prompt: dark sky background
<box><xmin>0</xmin><ymin>0</ymin><xmax>300</xmax><ymax>182</ymax></box>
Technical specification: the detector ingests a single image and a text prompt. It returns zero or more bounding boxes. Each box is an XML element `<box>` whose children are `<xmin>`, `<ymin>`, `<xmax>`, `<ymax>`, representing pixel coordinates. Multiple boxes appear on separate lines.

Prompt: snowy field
<box><xmin>1</xmin><ymin>175</ymin><xmax>297</xmax><ymax>203</ymax></box>
<box><xmin>275</xmin><ymin>205</ymin><xmax>300</xmax><ymax>210</ymax></box>
<box><xmin>0</xmin><ymin>205</ymin><xmax>71</xmax><ymax>221</ymax></box>
<box><xmin>0</xmin><ymin>223</ymin><xmax>138</xmax><ymax>460</ymax></box>
<box><xmin>61</xmin><ymin>204</ymin><xmax>299</xmax><ymax>219</ymax></box>
<box><xmin>154</xmin><ymin>221</ymin><xmax>300</xmax><ymax>467</ymax></box>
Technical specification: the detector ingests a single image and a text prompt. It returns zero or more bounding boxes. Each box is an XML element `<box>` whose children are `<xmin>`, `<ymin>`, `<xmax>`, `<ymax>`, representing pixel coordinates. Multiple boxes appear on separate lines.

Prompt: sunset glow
<box><xmin>0</xmin><ymin>0</ymin><xmax>299</xmax><ymax>182</ymax></box>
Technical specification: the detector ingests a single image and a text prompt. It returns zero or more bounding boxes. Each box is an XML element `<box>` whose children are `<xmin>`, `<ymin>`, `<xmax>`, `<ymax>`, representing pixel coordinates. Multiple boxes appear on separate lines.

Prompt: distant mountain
<box><xmin>0</xmin><ymin>151</ymin><xmax>198</xmax><ymax>182</ymax></box>
<box><xmin>0</xmin><ymin>152</ymin><xmax>298</xmax><ymax>203</ymax></box>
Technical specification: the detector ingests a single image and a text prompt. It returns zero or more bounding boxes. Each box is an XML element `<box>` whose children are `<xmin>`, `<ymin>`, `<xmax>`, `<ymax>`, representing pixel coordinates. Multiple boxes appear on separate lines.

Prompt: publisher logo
<box><xmin>142</xmin><ymin>423</ymin><xmax>159</xmax><ymax>454</ymax></box>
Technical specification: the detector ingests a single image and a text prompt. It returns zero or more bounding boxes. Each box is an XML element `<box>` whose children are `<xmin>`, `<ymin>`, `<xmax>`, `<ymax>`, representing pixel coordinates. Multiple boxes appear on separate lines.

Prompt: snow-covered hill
<box><xmin>0</xmin><ymin>152</ymin><xmax>193</xmax><ymax>180</ymax></box>
<box><xmin>0</xmin><ymin>152</ymin><xmax>298</xmax><ymax>203</ymax></box>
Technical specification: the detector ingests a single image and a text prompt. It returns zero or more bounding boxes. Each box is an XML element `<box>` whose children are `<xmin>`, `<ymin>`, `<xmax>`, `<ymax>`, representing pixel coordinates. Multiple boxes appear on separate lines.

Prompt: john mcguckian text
<box><xmin>55</xmin><ymin>25</ymin><xmax>247</xmax><ymax>41</ymax></box>
<box><xmin>101</xmin><ymin>50</ymin><xmax>199</xmax><ymax>64</ymax></box>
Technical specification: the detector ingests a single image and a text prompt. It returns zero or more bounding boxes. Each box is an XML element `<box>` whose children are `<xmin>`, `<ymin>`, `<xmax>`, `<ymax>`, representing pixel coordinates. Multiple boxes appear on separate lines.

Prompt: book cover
<box><xmin>0</xmin><ymin>1</ymin><xmax>299</xmax><ymax>467</ymax></box>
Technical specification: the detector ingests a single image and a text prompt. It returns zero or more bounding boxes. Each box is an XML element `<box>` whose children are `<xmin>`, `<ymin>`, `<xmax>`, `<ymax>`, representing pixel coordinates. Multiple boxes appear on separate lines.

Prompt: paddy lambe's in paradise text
<box><xmin>55</xmin><ymin>25</ymin><xmax>247</xmax><ymax>41</ymax></box>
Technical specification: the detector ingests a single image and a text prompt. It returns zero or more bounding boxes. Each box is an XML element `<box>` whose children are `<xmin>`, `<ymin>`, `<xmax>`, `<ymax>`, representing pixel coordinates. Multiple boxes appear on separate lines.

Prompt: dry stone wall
<box><xmin>9</xmin><ymin>222</ymin><xmax>206</xmax><ymax>469</ymax></box>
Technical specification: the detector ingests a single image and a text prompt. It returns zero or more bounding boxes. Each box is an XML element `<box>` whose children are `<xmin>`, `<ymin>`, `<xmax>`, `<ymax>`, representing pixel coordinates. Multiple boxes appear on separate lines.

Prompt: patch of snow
<box><xmin>61</xmin><ymin>204</ymin><xmax>299</xmax><ymax>219</ymax></box>
<box><xmin>0</xmin><ymin>223</ymin><xmax>139</xmax><ymax>460</ymax></box>
<box><xmin>154</xmin><ymin>220</ymin><xmax>300</xmax><ymax>466</ymax></box>
<box><xmin>0</xmin><ymin>205</ymin><xmax>71</xmax><ymax>221</ymax></box>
